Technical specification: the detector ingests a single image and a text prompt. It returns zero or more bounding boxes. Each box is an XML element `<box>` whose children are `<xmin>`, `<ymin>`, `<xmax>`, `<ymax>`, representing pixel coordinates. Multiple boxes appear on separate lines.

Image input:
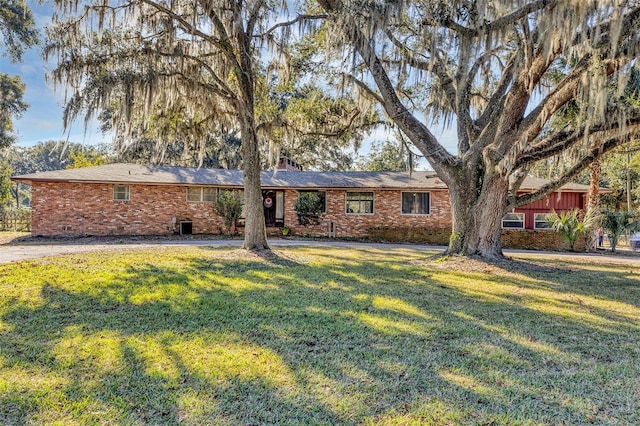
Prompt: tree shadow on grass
<box><xmin>0</xmin><ymin>247</ymin><xmax>639</xmax><ymax>424</ymax></box>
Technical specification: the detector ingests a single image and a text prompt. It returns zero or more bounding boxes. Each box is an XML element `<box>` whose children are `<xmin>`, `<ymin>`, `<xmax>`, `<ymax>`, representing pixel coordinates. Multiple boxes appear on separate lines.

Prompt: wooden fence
<box><xmin>0</xmin><ymin>209</ymin><xmax>31</xmax><ymax>232</ymax></box>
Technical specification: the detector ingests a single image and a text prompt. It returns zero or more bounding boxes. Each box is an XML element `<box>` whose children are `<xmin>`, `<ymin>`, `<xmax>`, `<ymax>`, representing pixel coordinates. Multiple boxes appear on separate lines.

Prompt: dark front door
<box><xmin>263</xmin><ymin>190</ymin><xmax>276</xmax><ymax>227</ymax></box>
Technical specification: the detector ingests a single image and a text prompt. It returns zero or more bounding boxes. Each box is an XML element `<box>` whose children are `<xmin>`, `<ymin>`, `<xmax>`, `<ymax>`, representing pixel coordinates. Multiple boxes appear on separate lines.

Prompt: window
<box><xmin>187</xmin><ymin>187</ymin><xmax>216</xmax><ymax>203</ymax></box>
<box><xmin>299</xmin><ymin>191</ymin><xmax>326</xmax><ymax>213</ymax></box>
<box><xmin>346</xmin><ymin>192</ymin><xmax>374</xmax><ymax>214</ymax></box>
<box><xmin>402</xmin><ymin>192</ymin><xmax>430</xmax><ymax>215</ymax></box>
<box><xmin>534</xmin><ymin>213</ymin><xmax>552</xmax><ymax>230</ymax></box>
<box><xmin>275</xmin><ymin>191</ymin><xmax>285</xmax><ymax>221</ymax></box>
<box><xmin>113</xmin><ymin>185</ymin><xmax>130</xmax><ymax>201</ymax></box>
<box><xmin>502</xmin><ymin>212</ymin><xmax>524</xmax><ymax>229</ymax></box>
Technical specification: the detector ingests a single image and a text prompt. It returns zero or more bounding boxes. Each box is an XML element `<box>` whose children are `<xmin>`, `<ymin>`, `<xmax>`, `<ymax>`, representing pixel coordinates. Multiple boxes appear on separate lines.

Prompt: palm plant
<box><xmin>546</xmin><ymin>209</ymin><xmax>598</xmax><ymax>251</ymax></box>
<box><xmin>601</xmin><ymin>211</ymin><xmax>640</xmax><ymax>252</ymax></box>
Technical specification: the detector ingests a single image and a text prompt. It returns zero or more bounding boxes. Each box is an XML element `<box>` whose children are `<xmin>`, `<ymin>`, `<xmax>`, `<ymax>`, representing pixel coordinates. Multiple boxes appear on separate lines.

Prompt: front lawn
<box><xmin>0</xmin><ymin>246</ymin><xmax>638</xmax><ymax>425</ymax></box>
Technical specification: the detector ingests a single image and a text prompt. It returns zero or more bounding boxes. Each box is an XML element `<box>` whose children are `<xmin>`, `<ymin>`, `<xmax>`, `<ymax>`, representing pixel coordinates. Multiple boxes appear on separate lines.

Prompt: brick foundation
<box><xmin>501</xmin><ymin>229</ymin><xmax>587</xmax><ymax>251</ymax></box>
<box><xmin>368</xmin><ymin>227</ymin><xmax>451</xmax><ymax>244</ymax></box>
<box><xmin>367</xmin><ymin>227</ymin><xmax>587</xmax><ymax>251</ymax></box>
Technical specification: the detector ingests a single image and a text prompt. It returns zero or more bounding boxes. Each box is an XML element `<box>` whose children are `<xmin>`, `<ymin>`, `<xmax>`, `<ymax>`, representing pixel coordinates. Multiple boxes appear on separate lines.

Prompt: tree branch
<box><xmin>138</xmin><ymin>0</ymin><xmax>223</xmax><ymax>51</ymax></box>
<box><xmin>457</xmin><ymin>48</ymin><xmax>503</xmax><ymax>152</ymax></box>
<box><xmin>512</xmin><ymin>130</ymin><xmax>639</xmax><ymax>208</ymax></box>
<box><xmin>421</xmin><ymin>0</ymin><xmax>557</xmax><ymax>37</ymax></box>
<box><xmin>475</xmin><ymin>50</ymin><xmax>520</xmax><ymax>130</ymax></box>
<box><xmin>356</xmin><ymin>39</ymin><xmax>457</xmax><ymax>172</ymax></box>
<box><xmin>318</xmin><ymin>0</ymin><xmax>458</xmax><ymax>175</ymax></box>
<box><xmin>258</xmin><ymin>14</ymin><xmax>327</xmax><ymax>37</ymax></box>
<box><xmin>484</xmin><ymin>0</ymin><xmax>558</xmax><ymax>34</ymax></box>
<box><xmin>342</xmin><ymin>73</ymin><xmax>384</xmax><ymax>105</ymax></box>
<box><xmin>516</xmin><ymin>114</ymin><xmax>640</xmax><ymax>168</ymax></box>
<box><xmin>247</xmin><ymin>0</ymin><xmax>266</xmax><ymax>36</ymax></box>
<box><xmin>146</xmin><ymin>48</ymin><xmax>236</xmax><ymax>100</ymax></box>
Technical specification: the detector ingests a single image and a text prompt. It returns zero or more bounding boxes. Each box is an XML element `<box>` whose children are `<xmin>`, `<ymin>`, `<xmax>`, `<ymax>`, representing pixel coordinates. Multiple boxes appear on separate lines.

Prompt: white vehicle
<box><xmin>630</xmin><ymin>232</ymin><xmax>640</xmax><ymax>251</ymax></box>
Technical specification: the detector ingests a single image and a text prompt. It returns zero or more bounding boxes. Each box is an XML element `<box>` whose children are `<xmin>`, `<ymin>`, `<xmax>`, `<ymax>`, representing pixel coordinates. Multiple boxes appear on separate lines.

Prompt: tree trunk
<box><xmin>238</xmin><ymin>106</ymin><xmax>268</xmax><ymax>251</ymax></box>
<box><xmin>242</xmin><ymin>145</ymin><xmax>268</xmax><ymax>250</ymax></box>
<box><xmin>13</xmin><ymin>183</ymin><xmax>19</xmax><ymax>209</ymax></box>
<box><xmin>586</xmin><ymin>160</ymin><xmax>601</xmax><ymax>252</ymax></box>
<box><xmin>445</xmin><ymin>170</ymin><xmax>510</xmax><ymax>260</ymax></box>
<box><xmin>234</xmin><ymin>22</ymin><xmax>268</xmax><ymax>252</ymax></box>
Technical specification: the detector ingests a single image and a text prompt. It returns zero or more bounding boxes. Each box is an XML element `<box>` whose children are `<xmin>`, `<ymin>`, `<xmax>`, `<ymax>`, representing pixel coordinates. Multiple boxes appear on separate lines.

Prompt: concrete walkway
<box><xmin>1</xmin><ymin>237</ymin><xmax>639</xmax><ymax>265</ymax></box>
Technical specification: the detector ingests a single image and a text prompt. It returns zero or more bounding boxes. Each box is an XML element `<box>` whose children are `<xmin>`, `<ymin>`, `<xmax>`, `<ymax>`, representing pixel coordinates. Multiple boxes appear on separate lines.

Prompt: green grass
<box><xmin>0</xmin><ymin>246</ymin><xmax>639</xmax><ymax>425</ymax></box>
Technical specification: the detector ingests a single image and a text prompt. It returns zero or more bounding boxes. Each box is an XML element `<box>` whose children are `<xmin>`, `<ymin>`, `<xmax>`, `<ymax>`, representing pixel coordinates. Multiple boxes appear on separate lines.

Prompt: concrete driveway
<box><xmin>1</xmin><ymin>237</ymin><xmax>639</xmax><ymax>265</ymax></box>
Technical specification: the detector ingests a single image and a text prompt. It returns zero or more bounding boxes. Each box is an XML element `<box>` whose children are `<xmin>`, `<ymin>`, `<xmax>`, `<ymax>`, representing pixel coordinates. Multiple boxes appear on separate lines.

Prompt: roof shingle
<box><xmin>12</xmin><ymin>162</ymin><xmax>593</xmax><ymax>192</ymax></box>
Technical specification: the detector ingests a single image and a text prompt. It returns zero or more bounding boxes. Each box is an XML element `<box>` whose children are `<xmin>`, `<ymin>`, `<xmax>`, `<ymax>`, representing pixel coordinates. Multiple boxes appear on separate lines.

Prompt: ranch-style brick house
<box><xmin>12</xmin><ymin>162</ymin><xmax>594</xmax><ymax>250</ymax></box>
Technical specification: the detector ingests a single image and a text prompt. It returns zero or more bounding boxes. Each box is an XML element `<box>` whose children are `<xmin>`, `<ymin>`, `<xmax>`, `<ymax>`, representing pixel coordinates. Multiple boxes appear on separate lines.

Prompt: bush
<box><xmin>214</xmin><ymin>191</ymin><xmax>243</xmax><ymax>235</ymax></box>
<box><xmin>294</xmin><ymin>192</ymin><xmax>323</xmax><ymax>226</ymax></box>
<box><xmin>281</xmin><ymin>226</ymin><xmax>292</xmax><ymax>236</ymax></box>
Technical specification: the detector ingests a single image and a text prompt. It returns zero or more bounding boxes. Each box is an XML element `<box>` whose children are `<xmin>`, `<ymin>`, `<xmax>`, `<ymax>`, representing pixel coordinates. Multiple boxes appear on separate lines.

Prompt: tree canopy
<box><xmin>0</xmin><ymin>0</ymin><xmax>38</xmax><ymax>148</ymax></box>
<box><xmin>356</xmin><ymin>140</ymin><xmax>409</xmax><ymax>172</ymax></box>
<box><xmin>0</xmin><ymin>74</ymin><xmax>28</xmax><ymax>148</ymax></box>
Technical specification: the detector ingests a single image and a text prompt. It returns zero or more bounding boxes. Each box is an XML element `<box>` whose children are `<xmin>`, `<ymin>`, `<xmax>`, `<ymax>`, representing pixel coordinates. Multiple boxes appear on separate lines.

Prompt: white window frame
<box><xmin>401</xmin><ymin>192</ymin><xmax>431</xmax><ymax>215</ymax></box>
<box><xmin>187</xmin><ymin>187</ymin><xmax>216</xmax><ymax>203</ymax></box>
<box><xmin>346</xmin><ymin>191</ymin><xmax>374</xmax><ymax>215</ymax></box>
<box><xmin>502</xmin><ymin>212</ymin><xmax>524</xmax><ymax>229</ymax></box>
<box><xmin>534</xmin><ymin>213</ymin><xmax>552</xmax><ymax>230</ymax></box>
<box><xmin>113</xmin><ymin>184</ymin><xmax>130</xmax><ymax>201</ymax></box>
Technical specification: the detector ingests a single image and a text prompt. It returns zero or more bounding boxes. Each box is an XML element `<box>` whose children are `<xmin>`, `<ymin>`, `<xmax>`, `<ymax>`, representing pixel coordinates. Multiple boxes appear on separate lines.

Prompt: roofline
<box><xmin>11</xmin><ymin>168</ymin><xmax>602</xmax><ymax>193</ymax></box>
<box><xmin>13</xmin><ymin>177</ymin><xmax>452</xmax><ymax>192</ymax></box>
<box><xmin>10</xmin><ymin>177</ymin><xmax>244</xmax><ymax>188</ymax></box>
<box><xmin>14</xmin><ymin>177</ymin><xmax>594</xmax><ymax>193</ymax></box>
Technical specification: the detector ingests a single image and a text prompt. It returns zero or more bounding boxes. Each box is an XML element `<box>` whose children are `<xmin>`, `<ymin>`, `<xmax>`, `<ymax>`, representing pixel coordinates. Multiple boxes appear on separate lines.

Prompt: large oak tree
<box><xmin>46</xmin><ymin>0</ymin><xmax>374</xmax><ymax>249</ymax></box>
<box><xmin>317</xmin><ymin>0</ymin><xmax>640</xmax><ymax>259</ymax></box>
<box><xmin>46</xmin><ymin>0</ymin><xmax>303</xmax><ymax>250</ymax></box>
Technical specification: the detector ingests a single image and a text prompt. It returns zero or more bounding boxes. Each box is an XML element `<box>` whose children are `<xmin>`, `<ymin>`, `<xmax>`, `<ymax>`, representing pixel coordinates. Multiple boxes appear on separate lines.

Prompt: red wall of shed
<box><xmin>514</xmin><ymin>191</ymin><xmax>585</xmax><ymax>229</ymax></box>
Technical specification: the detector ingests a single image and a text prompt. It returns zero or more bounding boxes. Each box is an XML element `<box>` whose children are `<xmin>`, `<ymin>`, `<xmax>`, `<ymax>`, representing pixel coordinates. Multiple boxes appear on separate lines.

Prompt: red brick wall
<box><xmin>29</xmin><ymin>182</ymin><xmax>587</xmax><ymax>251</ymax></box>
<box><xmin>501</xmin><ymin>229</ymin><xmax>586</xmax><ymax>251</ymax></box>
<box><xmin>283</xmin><ymin>189</ymin><xmax>452</xmax><ymax>238</ymax></box>
<box><xmin>368</xmin><ymin>227</ymin><xmax>451</xmax><ymax>244</ymax></box>
<box><xmin>31</xmin><ymin>182</ymin><xmax>226</xmax><ymax>236</ymax></box>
